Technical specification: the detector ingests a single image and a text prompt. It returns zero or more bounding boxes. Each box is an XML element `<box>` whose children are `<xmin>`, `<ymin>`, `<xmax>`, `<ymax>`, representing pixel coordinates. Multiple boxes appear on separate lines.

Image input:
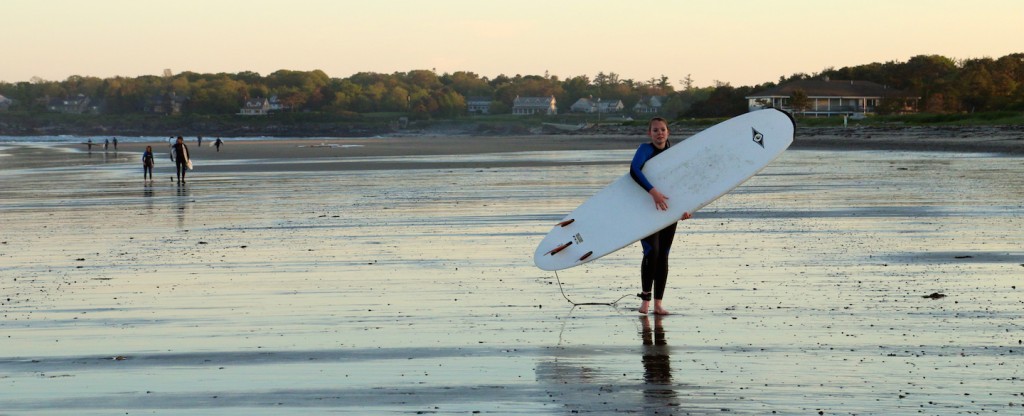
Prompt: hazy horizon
<box><xmin>4</xmin><ymin>0</ymin><xmax>1023</xmax><ymax>88</ymax></box>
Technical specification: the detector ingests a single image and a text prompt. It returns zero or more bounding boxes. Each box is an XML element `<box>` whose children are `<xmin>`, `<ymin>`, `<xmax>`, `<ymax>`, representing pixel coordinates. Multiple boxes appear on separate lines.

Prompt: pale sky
<box><xmin>4</xmin><ymin>0</ymin><xmax>1022</xmax><ymax>87</ymax></box>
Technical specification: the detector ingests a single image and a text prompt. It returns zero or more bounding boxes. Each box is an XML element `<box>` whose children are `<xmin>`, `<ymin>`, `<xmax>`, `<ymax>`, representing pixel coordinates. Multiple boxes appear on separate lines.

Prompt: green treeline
<box><xmin>1</xmin><ymin>53</ymin><xmax>1022</xmax><ymax>119</ymax></box>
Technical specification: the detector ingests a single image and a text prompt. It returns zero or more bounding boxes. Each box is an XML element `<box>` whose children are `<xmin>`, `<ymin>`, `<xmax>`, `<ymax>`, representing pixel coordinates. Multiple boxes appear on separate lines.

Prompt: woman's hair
<box><xmin>146</xmin><ymin>145</ymin><xmax>152</xmax><ymax>151</ymax></box>
<box><xmin>648</xmin><ymin>117</ymin><xmax>668</xmax><ymax>132</ymax></box>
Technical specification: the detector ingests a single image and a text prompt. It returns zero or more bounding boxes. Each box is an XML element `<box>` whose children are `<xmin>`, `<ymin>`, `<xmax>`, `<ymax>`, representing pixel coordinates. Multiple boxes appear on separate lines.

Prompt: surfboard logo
<box><xmin>752</xmin><ymin>128</ymin><xmax>765</xmax><ymax>148</ymax></box>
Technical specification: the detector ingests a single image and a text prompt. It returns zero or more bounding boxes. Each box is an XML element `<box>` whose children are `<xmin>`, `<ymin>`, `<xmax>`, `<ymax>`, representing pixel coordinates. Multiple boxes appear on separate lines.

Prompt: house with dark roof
<box><xmin>512</xmin><ymin>96</ymin><xmax>557</xmax><ymax>115</ymax></box>
<box><xmin>570</xmin><ymin>97</ymin><xmax>624</xmax><ymax>114</ymax></box>
<box><xmin>745</xmin><ymin>78</ymin><xmax>919</xmax><ymax>117</ymax></box>
<box><xmin>145</xmin><ymin>92</ymin><xmax>188</xmax><ymax>115</ymax></box>
<box><xmin>466</xmin><ymin>96</ymin><xmax>492</xmax><ymax>114</ymax></box>
<box><xmin>47</xmin><ymin>94</ymin><xmax>95</xmax><ymax>114</ymax></box>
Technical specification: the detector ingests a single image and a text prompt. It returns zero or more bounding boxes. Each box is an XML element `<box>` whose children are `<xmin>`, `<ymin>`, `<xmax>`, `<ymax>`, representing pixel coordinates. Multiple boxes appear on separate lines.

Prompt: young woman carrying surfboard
<box><xmin>631</xmin><ymin>117</ymin><xmax>692</xmax><ymax>315</ymax></box>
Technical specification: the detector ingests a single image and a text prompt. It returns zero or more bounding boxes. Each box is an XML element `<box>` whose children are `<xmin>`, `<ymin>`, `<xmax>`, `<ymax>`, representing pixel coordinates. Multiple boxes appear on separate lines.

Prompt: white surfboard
<box><xmin>534</xmin><ymin>108</ymin><xmax>795</xmax><ymax>271</ymax></box>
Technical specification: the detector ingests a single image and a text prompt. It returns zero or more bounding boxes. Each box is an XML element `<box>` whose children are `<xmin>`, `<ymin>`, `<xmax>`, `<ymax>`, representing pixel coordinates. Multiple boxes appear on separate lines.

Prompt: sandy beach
<box><xmin>1</xmin><ymin>128</ymin><xmax>1023</xmax><ymax>414</ymax></box>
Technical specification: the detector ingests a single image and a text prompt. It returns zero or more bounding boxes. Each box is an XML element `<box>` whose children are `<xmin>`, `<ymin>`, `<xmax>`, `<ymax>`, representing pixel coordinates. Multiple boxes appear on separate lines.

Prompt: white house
<box><xmin>570</xmin><ymin>98</ymin><xmax>594</xmax><ymax>113</ymax></box>
<box><xmin>512</xmin><ymin>96</ymin><xmax>557</xmax><ymax>115</ymax></box>
<box><xmin>745</xmin><ymin>79</ymin><xmax>918</xmax><ymax>117</ymax></box>
<box><xmin>571</xmin><ymin>97</ymin><xmax>624</xmax><ymax>114</ymax></box>
<box><xmin>0</xmin><ymin>94</ymin><xmax>12</xmax><ymax>111</ymax></box>
<box><xmin>240</xmin><ymin>98</ymin><xmax>271</xmax><ymax>116</ymax></box>
<box><xmin>633</xmin><ymin>96</ymin><xmax>666</xmax><ymax>114</ymax></box>
<box><xmin>598</xmin><ymin>99</ymin><xmax>624</xmax><ymax>113</ymax></box>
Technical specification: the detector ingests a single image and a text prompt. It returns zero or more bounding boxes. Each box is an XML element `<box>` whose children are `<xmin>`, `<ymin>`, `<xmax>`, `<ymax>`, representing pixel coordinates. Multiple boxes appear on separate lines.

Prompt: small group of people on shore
<box><xmin>140</xmin><ymin>135</ymin><xmax>223</xmax><ymax>183</ymax></box>
<box><xmin>142</xmin><ymin>136</ymin><xmax>190</xmax><ymax>183</ymax></box>
<box><xmin>85</xmin><ymin>137</ymin><xmax>117</xmax><ymax>152</ymax></box>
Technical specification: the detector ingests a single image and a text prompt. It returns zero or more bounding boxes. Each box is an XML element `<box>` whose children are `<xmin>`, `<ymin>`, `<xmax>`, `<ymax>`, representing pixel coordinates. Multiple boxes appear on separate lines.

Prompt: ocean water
<box><xmin>1</xmin><ymin>144</ymin><xmax>1022</xmax><ymax>414</ymax></box>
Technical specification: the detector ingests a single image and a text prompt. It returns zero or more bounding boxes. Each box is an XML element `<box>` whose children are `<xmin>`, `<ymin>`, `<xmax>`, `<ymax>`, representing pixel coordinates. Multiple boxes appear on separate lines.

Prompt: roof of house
<box><xmin>513</xmin><ymin>96</ymin><xmax>555</xmax><ymax>106</ymax></box>
<box><xmin>746</xmin><ymin>79</ymin><xmax>917</xmax><ymax>98</ymax></box>
<box><xmin>244</xmin><ymin>98</ymin><xmax>269</xmax><ymax>108</ymax></box>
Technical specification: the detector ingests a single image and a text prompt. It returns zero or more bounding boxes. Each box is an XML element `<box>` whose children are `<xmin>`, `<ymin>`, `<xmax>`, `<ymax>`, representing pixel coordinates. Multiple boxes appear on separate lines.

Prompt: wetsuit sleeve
<box><xmin>630</xmin><ymin>144</ymin><xmax>656</xmax><ymax>192</ymax></box>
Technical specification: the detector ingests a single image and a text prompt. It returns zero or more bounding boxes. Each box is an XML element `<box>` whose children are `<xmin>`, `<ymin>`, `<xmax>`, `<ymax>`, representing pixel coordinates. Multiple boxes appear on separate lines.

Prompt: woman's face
<box><xmin>648</xmin><ymin>120</ymin><xmax>669</xmax><ymax>149</ymax></box>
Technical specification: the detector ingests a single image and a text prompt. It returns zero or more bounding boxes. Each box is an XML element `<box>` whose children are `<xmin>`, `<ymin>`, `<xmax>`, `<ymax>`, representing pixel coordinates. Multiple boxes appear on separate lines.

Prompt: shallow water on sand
<box><xmin>1</xmin><ymin>147</ymin><xmax>1023</xmax><ymax>415</ymax></box>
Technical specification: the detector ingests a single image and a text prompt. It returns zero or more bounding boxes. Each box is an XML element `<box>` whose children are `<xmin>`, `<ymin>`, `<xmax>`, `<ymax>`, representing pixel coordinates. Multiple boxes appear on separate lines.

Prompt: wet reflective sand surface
<box><xmin>1</xmin><ymin>144</ymin><xmax>1022</xmax><ymax>414</ymax></box>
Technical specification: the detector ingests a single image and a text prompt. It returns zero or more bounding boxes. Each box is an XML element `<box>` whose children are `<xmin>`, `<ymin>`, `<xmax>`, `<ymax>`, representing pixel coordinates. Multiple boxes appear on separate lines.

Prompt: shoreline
<box><xmin>5</xmin><ymin>123</ymin><xmax>1023</xmax><ymax>156</ymax></box>
<box><xmin>3</xmin><ymin>126</ymin><xmax>1022</xmax><ymax>174</ymax></box>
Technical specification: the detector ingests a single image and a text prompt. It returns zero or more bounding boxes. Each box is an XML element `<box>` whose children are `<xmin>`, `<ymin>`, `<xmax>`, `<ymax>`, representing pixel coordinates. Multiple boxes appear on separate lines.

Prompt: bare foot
<box><xmin>638</xmin><ymin>300</ymin><xmax>650</xmax><ymax>314</ymax></box>
<box><xmin>653</xmin><ymin>300</ymin><xmax>670</xmax><ymax>315</ymax></box>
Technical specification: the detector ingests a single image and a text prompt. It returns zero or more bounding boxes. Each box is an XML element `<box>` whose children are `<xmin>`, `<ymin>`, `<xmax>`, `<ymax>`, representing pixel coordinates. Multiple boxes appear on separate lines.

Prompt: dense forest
<box><xmin>1</xmin><ymin>53</ymin><xmax>1022</xmax><ymax>120</ymax></box>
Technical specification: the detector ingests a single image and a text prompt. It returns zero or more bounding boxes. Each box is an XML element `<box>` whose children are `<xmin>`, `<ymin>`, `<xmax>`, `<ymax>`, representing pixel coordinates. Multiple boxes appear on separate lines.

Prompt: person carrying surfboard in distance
<box><xmin>171</xmin><ymin>136</ymin><xmax>191</xmax><ymax>185</ymax></box>
<box><xmin>631</xmin><ymin>117</ymin><xmax>692</xmax><ymax>315</ymax></box>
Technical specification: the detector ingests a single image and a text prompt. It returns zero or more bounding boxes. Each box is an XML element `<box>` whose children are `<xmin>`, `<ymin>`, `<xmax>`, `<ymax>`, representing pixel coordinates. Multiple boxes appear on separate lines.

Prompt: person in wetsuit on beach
<box><xmin>142</xmin><ymin>145</ymin><xmax>155</xmax><ymax>181</ymax></box>
<box><xmin>631</xmin><ymin>117</ymin><xmax>692</xmax><ymax>315</ymax></box>
<box><xmin>171</xmin><ymin>136</ymin><xmax>190</xmax><ymax>184</ymax></box>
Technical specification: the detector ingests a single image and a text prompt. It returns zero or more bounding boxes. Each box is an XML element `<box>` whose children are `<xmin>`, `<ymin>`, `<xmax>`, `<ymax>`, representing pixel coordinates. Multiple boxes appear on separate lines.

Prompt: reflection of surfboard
<box><xmin>534</xmin><ymin>108</ymin><xmax>795</xmax><ymax>271</ymax></box>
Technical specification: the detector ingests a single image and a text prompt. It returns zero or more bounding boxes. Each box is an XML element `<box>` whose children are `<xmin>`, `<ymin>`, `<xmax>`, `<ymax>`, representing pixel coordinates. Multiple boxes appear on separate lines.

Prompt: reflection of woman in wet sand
<box><xmin>640</xmin><ymin>315</ymin><xmax>672</xmax><ymax>386</ymax></box>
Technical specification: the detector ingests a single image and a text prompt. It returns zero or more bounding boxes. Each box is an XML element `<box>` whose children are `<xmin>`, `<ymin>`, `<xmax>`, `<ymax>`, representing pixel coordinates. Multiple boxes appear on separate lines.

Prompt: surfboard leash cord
<box><xmin>553</xmin><ymin>270</ymin><xmax>632</xmax><ymax>306</ymax></box>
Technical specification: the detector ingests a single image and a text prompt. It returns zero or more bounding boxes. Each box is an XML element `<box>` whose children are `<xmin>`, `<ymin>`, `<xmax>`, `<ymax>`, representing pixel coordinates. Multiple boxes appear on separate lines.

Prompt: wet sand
<box><xmin>1</xmin><ymin>131</ymin><xmax>1023</xmax><ymax>414</ymax></box>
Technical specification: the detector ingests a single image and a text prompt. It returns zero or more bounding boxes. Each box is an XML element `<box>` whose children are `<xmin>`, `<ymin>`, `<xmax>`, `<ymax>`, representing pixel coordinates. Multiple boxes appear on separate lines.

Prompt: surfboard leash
<box><xmin>553</xmin><ymin>270</ymin><xmax>632</xmax><ymax>306</ymax></box>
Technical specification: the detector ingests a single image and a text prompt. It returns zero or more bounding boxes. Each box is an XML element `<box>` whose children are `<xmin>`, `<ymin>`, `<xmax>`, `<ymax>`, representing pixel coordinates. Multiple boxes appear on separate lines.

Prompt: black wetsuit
<box><xmin>142</xmin><ymin>151</ymin><xmax>154</xmax><ymax>180</ymax></box>
<box><xmin>630</xmin><ymin>141</ymin><xmax>675</xmax><ymax>300</ymax></box>
<box><xmin>172</xmin><ymin>142</ymin><xmax>189</xmax><ymax>182</ymax></box>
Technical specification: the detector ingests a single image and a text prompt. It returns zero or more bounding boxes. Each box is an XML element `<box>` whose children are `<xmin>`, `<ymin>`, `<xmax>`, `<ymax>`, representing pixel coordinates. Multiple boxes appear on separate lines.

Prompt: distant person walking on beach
<box><xmin>197</xmin><ymin>136</ymin><xmax>203</xmax><ymax>147</ymax></box>
<box><xmin>214</xmin><ymin>137</ymin><xmax>223</xmax><ymax>152</ymax></box>
<box><xmin>631</xmin><ymin>117</ymin><xmax>692</xmax><ymax>315</ymax></box>
<box><xmin>142</xmin><ymin>145</ymin><xmax>155</xmax><ymax>181</ymax></box>
<box><xmin>112</xmin><ymin>137</ymin><xmax>118</xmax><ymax>151</ymax></box>
<box><xmin>171</xmin><ymin>136</ymin><xmax>191</xmax><ymax>184</ymax></box>
<box><xmin>86</xmin><ymin>139</ymin><xmax>95</xmax><ymax>152</ymax></box>
<box><xmin>104</xmin><ymin>139</ymin><xmax>109</xmax><ymax>151</ymax></box>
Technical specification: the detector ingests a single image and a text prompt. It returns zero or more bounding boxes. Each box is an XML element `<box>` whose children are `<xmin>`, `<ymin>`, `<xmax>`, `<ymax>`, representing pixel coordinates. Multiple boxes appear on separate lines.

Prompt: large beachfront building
<box><xmin>512</xmin><ymin>96</ymin><xmax>557</xmax><ymax>115</ymax></box>
<box><xmin>746</xmin><ymin>79</ymin><xmax>919</xmax><ymax>117</ymax></box>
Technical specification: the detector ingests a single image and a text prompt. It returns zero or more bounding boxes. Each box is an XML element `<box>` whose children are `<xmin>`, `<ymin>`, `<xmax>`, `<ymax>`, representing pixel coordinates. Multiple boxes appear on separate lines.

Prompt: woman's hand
<box><xmin>649</xmin><ymin>188</ymin><xmax>669</xmax><ymax>211</ymax></box>
<box><xmin>680</xmin><ymin>212</ymin><xmax>692</xmax><ymax>221</ymax></box>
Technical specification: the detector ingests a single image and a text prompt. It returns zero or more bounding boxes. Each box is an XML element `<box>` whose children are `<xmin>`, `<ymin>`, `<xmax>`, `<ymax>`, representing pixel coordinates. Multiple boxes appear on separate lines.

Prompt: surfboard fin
<box><xmin>578</xmin><ymin>251</ymin><xmax>593</xmax><ymax>261</ymax></box>
<box><xmin>557</xmin><ymin>219</ymin><xmax>575</xmax><ymax>227</ymax></box>
<box><xmin>547</xmin><ymin>241</ymin><xmax>572</xmax><ymax>255</ymax></box>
